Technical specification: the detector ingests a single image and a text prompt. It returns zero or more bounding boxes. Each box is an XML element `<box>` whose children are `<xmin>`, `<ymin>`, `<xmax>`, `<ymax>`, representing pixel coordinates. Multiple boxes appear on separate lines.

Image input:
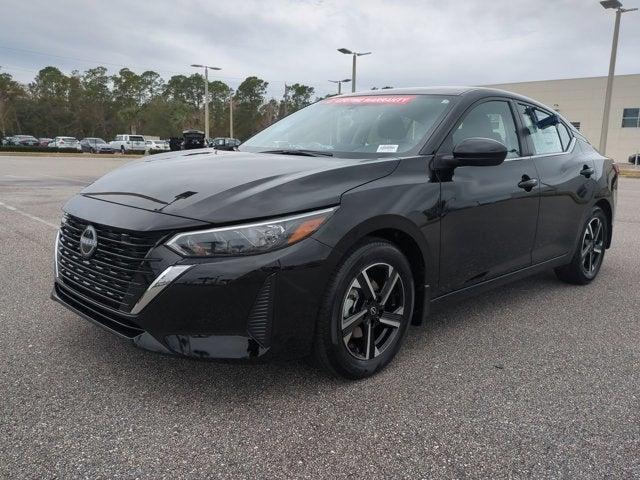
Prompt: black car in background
<box><xmin>210</xmin><ymin>137</ymin><xmax>241</xmax><ymax>150</ymax></box>
<box><xmin>182</xmin><ymin>129</ymin><xmax>205</xmax><ymax>149</ymax></box>
<box><xmin>80</xmin><ymin>138</ymin><xmax>115</xmax><ymax>154</ymax></box>
<box><xmin>52</xmin><ymin>87</ymin><xmax>617</xmax><ymax>379</ymax></box>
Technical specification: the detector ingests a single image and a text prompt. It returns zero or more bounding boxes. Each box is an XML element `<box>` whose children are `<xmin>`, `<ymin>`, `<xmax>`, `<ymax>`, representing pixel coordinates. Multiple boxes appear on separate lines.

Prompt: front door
<box><xmin>437</xmin><ymin>99</ymin><xmax>540</xmax><ymax>293</ymax></box>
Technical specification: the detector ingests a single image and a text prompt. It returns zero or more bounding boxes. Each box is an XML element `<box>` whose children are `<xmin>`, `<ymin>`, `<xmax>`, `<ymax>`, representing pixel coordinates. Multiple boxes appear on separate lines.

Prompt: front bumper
<box><xmin>53</xmin><ymin>236</ymin><xmax>334</xmax><ymax>360</ymax></box>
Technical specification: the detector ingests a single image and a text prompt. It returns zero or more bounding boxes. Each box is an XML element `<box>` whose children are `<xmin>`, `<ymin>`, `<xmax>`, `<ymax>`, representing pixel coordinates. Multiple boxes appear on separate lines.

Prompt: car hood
<box><xmin>77</xmin><ymin>149</ymin><xmax>398</xmax><ymax>225</ymax></box>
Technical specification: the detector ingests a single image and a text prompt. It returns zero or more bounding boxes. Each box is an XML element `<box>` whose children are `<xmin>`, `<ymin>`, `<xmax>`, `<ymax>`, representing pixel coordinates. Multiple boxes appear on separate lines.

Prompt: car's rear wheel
<box><xmin>313</xmin><ymin>239</ymin><xmax>414</xmax><ymax>379</ymax></box>
<box><xmin>120</xmin><ymin>146</ymin><xmax>125</xmax><ymax>154</ymax></box>
<box><xmin>555</xmin><ymin>206</ymin><xmax>608</xmax><ymax>285</ymax></box>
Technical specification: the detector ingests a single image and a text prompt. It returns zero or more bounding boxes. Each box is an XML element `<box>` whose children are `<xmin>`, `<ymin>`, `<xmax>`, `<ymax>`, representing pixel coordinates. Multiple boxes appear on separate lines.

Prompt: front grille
<box><xmin>55</xmin><ymin>282</ymin><xmax>144</xmax><ymax>338</ymax></box>
<box><xmin>57</xmin><ymin>215</ymin><xmax>164</xmax><ymax>312</ymax></box>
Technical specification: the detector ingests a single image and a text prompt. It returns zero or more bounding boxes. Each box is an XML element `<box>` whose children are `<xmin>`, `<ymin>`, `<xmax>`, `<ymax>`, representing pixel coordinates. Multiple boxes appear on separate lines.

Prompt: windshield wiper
<box><xmin>260</xmin><ymin>149</ymin><xmax>334</xmax><ymax>157</ymax></box>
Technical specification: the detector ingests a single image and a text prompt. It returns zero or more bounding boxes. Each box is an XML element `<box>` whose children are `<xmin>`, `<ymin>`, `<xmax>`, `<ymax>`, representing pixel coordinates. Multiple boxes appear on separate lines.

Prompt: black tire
<box><xmin>555</xmin><ymin>206</ymin><xmax>608</xmax><ymax>285</ymax></box>
<box><xmin>313</xmin><ymin>239</ymin><xmax>415</xmax><ymax>379</ymax></box>
<box><xmin>120</xmin><ymin>146</ymin><xmax>125</xmax><ymax>154</ymax></box>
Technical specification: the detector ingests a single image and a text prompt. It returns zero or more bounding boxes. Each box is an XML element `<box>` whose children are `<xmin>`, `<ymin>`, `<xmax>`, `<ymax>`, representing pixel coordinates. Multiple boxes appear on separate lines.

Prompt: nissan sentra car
<box><xmin>52</xmin><ymin>87</ymin><xmax>617</xmax><ymax>379</ymax></box>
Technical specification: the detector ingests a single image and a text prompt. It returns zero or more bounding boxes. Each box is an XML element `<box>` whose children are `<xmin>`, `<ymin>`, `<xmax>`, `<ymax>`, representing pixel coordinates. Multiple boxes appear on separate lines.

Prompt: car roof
<box><xmin>338</xmin><ymin>86</ymin><xmax>550</xmax><ymax>105</ymax></box>
<box><xmin>339</xmin><ymin>86</ymin><xmax>474</xmax><ymax>96</ymax></box>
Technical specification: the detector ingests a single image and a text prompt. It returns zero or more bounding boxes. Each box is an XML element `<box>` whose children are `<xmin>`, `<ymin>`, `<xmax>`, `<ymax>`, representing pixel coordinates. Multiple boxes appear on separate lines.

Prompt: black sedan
<box><xmin>52</xmin><ymin>87</ymin><xmax>617</xmax><ymax>379</ymax></box>
<box><xmin>80</xmin><ymin>137</ymin><xmax>115</xmax><ymax>154</ymax></box>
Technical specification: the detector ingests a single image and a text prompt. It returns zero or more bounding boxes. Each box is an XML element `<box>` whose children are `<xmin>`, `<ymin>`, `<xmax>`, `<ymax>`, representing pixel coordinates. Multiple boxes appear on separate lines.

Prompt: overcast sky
<box><xmin>1</xmin><ymin>0</ymin><xmax>639</xmax><ymax>98</ymax></box>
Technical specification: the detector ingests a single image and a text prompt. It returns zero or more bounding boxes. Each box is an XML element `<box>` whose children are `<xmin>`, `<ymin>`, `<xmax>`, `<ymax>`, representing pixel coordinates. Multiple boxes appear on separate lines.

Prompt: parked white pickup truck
<box><xmin>110</xmin><ymin>134</ymin><xmax>146</xmax><ymax>153</ymax></box>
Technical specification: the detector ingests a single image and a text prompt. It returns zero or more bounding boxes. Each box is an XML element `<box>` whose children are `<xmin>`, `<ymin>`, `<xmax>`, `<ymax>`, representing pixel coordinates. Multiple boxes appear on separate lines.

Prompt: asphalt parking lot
<box><xmin>0</xmin><ymin>154</ymin><xmax>639</xmax><ymax>479</ymax></box>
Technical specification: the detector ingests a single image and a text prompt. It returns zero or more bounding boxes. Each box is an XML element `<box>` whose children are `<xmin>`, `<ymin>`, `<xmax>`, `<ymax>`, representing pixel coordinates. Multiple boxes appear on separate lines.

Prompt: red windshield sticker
<box><xmin>324</xmin><ymin>95</ymin><xmax>416</xmax><ymax>105</ymax></box>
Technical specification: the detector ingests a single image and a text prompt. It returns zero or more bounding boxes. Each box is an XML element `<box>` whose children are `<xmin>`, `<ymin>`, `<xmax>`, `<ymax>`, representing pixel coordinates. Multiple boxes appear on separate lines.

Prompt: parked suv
<box><xmin>110</xmin><ymin>134</ymin><xmax>146</xmax><ymax>153</ymax></box>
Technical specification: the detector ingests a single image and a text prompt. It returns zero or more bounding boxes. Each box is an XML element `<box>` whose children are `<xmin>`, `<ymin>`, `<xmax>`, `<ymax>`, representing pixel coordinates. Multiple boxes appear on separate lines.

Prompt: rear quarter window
<box><xmin>557</xmin><ymin>123</ymin><xmax>572</xmax><ymax>151</ymax></box>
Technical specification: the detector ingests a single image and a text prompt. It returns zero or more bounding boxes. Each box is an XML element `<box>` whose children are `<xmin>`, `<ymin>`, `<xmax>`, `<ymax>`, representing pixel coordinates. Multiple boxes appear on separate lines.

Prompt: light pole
<box><xmin>191</xmin><ymin>64</ymin><xmax>221</xmax><ymax>141</ymax></box>
<box><xmin>337</xmin><ymin>48</ymin><xmax>371</xmax><ymax>93</ymax></box>
<box><xmin>598</xmin><ymin>1</ymin><xmax>637</xmax><ymax>154</ymax></box>
<box><xmin>328</xmin><ymin>78</ymin><xmax>351</xmax><ymax>95</ymax></box>
<box><xmin>229</xmin><ymin>93</ymin><xmax>234</xmax><ymax>139</ymax></box>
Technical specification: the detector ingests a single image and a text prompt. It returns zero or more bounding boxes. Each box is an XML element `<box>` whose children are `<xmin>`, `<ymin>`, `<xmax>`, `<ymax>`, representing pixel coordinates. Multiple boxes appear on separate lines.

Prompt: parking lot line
<box><xmin>0</xmin><ymin>200</ymin><xmax>58</xmax><ymax>229</ymax></box>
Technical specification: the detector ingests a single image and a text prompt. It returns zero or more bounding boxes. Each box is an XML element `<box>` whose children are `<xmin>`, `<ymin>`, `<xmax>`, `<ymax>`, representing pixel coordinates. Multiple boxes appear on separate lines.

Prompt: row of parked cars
<box><xmin>1</xmin><ymin>134</ymin><xmax>170</xmax><ymax>153</ymax></box>
<box><xmin>2</xmin><ymin>133</ymin><xmax>241</xmax><ymax>153</ymax></box>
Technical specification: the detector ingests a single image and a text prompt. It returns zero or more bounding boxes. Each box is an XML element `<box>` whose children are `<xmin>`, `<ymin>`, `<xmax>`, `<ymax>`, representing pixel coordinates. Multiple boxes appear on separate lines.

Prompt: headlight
<box><xmin>165</xmin><ymin>207</ymin><xmax>337</xmax><ymax>257</ymax></box>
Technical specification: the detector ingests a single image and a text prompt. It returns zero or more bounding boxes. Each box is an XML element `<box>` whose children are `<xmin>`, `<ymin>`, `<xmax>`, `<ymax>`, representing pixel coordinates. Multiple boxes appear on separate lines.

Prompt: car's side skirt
<box><xmin>429</xmin><ymin>254</ymin><xmax>570</xmax><ymax>307</ymax></box>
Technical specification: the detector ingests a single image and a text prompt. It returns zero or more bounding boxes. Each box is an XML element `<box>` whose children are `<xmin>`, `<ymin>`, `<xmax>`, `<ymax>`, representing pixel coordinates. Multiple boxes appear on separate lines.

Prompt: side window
<box><xmin>518</xmin><ymin>104</ymin><xmax>563</xmax><ymax>155</ymax></box>
<box><xmin>452</xmin><ymin>101</ymin><xmax>521</xmax><ymax>158</ymax></box>
<box><xmin>557</xmin><ymin>122</ymin><xmax>572</xmax><ymax>151</ymax></box>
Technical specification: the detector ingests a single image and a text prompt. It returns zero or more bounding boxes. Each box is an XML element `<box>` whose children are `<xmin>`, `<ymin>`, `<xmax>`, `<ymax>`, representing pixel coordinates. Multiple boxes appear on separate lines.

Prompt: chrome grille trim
<box><xmin>56</xmin><ymin>215</ymin><xmax>163</xmax><ymax>312</ymax></box>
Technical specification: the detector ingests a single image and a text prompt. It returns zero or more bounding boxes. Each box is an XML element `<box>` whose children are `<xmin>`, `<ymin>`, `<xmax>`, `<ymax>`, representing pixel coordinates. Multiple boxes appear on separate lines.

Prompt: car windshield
<box><xmin>61</xmin><ymin>137</ymin><xmax>77</xmax><ymax>141</ymax></box>
<box><xmin>240</xmin><ymin>94</ymin><xmax>455</xmax><ymax>157</ymax></box>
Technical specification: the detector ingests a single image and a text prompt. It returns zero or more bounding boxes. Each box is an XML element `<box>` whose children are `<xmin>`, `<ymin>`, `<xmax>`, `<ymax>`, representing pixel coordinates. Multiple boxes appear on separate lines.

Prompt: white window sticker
<box><xmin>377</xmin><ymin>144</ymin><xmax>399</xmax><ymax>153</ymax></box>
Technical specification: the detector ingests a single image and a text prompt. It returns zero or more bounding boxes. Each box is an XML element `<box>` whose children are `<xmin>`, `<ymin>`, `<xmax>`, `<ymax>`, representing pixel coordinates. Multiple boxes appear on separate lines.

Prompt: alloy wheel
<box><xmin>340</xmin><ymin>262</ymin><xmax>406</xmax><ymax>360</ymax></box>
<box><xmin>581</xmin><ymin>217</ymin><xmax>605</xmax><ymax>278</ymax></box>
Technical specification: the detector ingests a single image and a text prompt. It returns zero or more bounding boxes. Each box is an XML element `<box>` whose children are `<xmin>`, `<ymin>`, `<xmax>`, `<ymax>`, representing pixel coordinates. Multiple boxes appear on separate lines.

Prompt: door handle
<box><xmin>517</xmin><ymin>175</ymin><xmax>538</xmax><ymax>192</ymax></box>
<box><xmin>580</xmin><ymin>165</ymin><xmax>595</xmax><ymax>178</ymax></box>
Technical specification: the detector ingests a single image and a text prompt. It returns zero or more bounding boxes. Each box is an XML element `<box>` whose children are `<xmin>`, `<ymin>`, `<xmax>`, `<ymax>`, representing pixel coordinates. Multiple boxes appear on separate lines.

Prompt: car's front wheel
<box><xmin>313</xmin><ymin>239</ymin><xmax>415</xmax><ymax>379</ymax></box>
<box><xmin>555</xmin><ymin>206</ymin><xmax>608</xmax><ymax>285</ymax></box>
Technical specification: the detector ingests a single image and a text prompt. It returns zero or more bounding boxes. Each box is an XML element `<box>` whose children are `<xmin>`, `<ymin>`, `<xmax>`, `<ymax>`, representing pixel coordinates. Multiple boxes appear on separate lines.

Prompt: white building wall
<box><xmin>486</xmin><ymin>74</ymin><xmax>640</xmax><ymax>163</ymax></box>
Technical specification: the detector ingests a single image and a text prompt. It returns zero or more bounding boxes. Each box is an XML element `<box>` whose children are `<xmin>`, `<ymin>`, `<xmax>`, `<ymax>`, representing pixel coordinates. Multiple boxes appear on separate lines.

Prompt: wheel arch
<box><xmin>594</xmin><ymin>198</ymin><xmax>613</xmax><ymax>248</ymax></box>
<box><xmin>321</xmin><ymin>214</ymin><xmax>434</xmax><ymax>326</ymax></box>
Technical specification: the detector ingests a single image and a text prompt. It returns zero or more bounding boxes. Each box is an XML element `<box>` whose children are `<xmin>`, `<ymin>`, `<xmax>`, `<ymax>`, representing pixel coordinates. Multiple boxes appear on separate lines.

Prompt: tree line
<box><xmin>0</xmin><ymin>66</ymin><xmax>318</xmax><ymax>141</ymax></box>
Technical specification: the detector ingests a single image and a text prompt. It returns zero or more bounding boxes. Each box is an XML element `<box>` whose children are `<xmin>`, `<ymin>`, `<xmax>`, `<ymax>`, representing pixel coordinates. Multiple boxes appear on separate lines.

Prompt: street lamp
<box><xmin>337</xmin><ymin>48</ymin><xmax>371</xmax><ymax>93</ymax></box>
<box><xmin>191</xmin><ymin>64</ymin><xmax>222</xmax><ymax>141</ymax></box>
<box><xmin>328</xmin><ymin>78</ymin><xmax>351</xmax><ymax>95</ymax></box>
<box><xmin>598</xmin><ymin>1</ymin><xmax>637</xmax><ymax>155</ymax></box>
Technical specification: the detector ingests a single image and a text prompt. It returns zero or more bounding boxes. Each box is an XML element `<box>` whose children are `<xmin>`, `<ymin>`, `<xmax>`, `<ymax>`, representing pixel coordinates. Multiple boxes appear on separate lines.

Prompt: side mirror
<box><xmin>537</xmin><ymin>113</ymin><xmax>559</xmax><ymax>130</ymax></box>
<box><xmin>434</xmin><ymin>137</ymin><xmax>508</xmax><ymax>169</ymax></box>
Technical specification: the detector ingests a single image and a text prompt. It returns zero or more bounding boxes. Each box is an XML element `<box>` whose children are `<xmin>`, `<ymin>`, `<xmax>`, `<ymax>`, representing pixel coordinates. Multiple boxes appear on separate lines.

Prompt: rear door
<box><xmin>516</xmin><ymin>103</ymin><xmax>596</xmax><ymax>262</ymax></box>
<box><xmin>438</xmin><ymin>98</ymin><xmax>541</xmax><ymax>293</ymax></box>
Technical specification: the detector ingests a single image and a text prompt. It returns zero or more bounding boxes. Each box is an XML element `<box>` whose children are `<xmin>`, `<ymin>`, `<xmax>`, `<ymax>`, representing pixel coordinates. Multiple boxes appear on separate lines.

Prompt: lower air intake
<box><xmin>247</xmin><ymin>274</ymin><xmax>275</xmax><ymax>348</ymax></box>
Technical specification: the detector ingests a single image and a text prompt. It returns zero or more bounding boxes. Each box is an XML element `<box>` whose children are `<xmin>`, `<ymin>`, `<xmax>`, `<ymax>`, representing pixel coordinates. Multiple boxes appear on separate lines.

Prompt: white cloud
<box><xmin>1</xmin><ymin>0</ymin><xmax>638</xmax><ymax>98</ymax></box>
